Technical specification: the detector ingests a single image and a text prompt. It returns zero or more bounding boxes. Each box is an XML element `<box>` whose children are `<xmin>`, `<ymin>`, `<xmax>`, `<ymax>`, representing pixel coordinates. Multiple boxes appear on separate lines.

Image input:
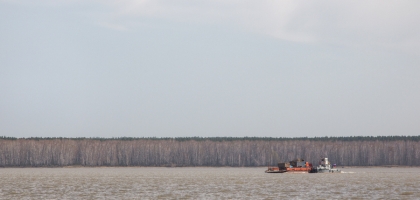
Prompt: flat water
<box><xmin>1</xmin><ymin>167</ymin><xmax>419</xmax><ymax>199</ymax></box>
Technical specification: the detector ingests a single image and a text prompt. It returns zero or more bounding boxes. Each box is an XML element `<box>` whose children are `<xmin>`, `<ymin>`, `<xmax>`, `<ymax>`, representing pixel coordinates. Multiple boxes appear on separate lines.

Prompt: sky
<box><xmin>1</xmin><ymin>0</ymin><xmax>420</xmax><ymax>138</ymax></box>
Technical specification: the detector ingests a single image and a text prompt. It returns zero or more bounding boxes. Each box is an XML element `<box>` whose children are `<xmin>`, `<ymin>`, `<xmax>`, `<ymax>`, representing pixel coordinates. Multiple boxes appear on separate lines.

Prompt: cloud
<box><xmin>99</xmin><ymin>22</ymin><xmax>129</xmax><ymax>31</ymax></box>
<box><xmin>97</xmin><ymin>1</ymin><xmax>419</xmax><ymax>53</ymax></box>
<box><xmin>3</xmin><ymin>0</ymin><xmax>420</xmax><ymax>54</ymax></box>
<box><xmin>100</xmin><ymin>0</ymin><xmax>314</xmax><ymax>42</ymax></box>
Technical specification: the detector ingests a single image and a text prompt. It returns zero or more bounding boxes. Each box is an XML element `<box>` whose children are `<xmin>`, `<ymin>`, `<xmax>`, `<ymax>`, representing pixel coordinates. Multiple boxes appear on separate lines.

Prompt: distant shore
<box><xmin>1</xmin><ymin>165</ymin><xmax>419</xmax><ymax>168</ymax></box>
<box><xmin>2</xmin><ymin>138</ymin><xmax>419</xmax><ymax>167</ymax></box>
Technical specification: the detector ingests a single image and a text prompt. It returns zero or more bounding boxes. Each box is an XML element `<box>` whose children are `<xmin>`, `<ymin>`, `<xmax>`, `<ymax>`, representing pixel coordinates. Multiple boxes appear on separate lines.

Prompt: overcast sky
<box><xmin>1</xmin><ymin>0</ymin><xmax>419</xmax><ymax>138</ymax></box>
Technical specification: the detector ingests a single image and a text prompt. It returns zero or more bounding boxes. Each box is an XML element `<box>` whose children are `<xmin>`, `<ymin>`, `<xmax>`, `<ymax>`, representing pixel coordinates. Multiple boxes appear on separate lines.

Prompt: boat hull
<box><xmin>315</xmin><ymin>168</ymin><xmax>341</xmax><ymax>173</ymax></box>
<box><xmin>265</xmin><ymin>170</ymin><xmax>287</xmax><ymax>173</ymax></box>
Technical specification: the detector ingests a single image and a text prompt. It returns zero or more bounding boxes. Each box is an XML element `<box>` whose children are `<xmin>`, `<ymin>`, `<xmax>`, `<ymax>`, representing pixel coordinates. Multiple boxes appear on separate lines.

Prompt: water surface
<box><xmin>1</xmin><ymin>167</ymin><xmax>419</xmax><ymax>199</ymax></box>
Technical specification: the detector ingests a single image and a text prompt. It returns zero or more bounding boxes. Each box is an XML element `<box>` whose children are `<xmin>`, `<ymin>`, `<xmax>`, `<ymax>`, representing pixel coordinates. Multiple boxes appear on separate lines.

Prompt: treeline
<box><xmin>2</xmin><ymin>135</ymin><xmax>420</xmax><ymax>141</ymax></box>
<box><xmin>0</xmin><ymin>136</ymin><xmax>419</xmax><ymax>167</ymax></box>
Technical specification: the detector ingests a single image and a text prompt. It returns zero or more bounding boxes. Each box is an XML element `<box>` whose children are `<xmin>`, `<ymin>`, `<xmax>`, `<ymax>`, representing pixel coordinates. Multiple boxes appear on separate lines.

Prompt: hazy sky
<box><xmin>1</xmin><ymin>0</ymin><xmax>419</xmax><ymax>138</ymax></box>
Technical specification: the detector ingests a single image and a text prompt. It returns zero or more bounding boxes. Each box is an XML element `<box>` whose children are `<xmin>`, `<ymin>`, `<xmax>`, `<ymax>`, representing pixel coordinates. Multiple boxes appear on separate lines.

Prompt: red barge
<box><xmin>265</xmin><ymin>158</ymin><xmax>312</xmax><ymax>173</ymax></box>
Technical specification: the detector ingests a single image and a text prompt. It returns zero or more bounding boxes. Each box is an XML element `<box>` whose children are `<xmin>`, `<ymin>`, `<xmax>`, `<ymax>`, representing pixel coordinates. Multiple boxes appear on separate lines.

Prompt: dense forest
<box><xmin>0</xmin><ymin>136</ymin><xmax>419</xmax><ymax>167</ymax></box>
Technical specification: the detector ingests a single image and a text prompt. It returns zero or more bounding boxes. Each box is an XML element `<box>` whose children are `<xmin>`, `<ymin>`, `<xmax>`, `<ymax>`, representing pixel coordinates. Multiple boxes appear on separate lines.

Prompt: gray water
<box><xmin>0</xmin><ymin>167</ymin><xmax>419</xmax><ymax>199</ymax></box>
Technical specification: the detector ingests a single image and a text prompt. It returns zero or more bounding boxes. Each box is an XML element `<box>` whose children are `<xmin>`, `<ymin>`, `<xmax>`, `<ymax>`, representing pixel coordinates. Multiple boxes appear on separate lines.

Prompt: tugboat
<box><xmin>310</xmin><ymin>158</ymin><xmax>341</xmax><ymax>173</ymax></box>
<box><xmin>265</xmin><ymin>157</ymin><xmax>340</xmax><ymax>173</ymax></box>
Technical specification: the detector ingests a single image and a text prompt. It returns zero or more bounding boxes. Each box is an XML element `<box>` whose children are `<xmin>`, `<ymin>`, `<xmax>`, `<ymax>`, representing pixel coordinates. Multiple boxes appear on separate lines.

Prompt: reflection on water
<box><xmin>1</xmin><ymin>167</ymin><xmax>419</xmax><ymax>199</ymax></box>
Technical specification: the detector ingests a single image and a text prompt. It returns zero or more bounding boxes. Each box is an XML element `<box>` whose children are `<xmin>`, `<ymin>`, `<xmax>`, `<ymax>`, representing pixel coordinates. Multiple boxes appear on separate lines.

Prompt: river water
<box><xmin>0</xmin><ymin>167</ymin><xmax>419</xmax><ymax>199</ymax></box>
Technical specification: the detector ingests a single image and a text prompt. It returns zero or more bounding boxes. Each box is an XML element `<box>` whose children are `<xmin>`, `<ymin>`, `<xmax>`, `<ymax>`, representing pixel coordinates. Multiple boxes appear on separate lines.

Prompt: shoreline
<box><xmin>1</xmin><ymin>165</ymin><xmax>420</xmax><ymax>168</ymax></box>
